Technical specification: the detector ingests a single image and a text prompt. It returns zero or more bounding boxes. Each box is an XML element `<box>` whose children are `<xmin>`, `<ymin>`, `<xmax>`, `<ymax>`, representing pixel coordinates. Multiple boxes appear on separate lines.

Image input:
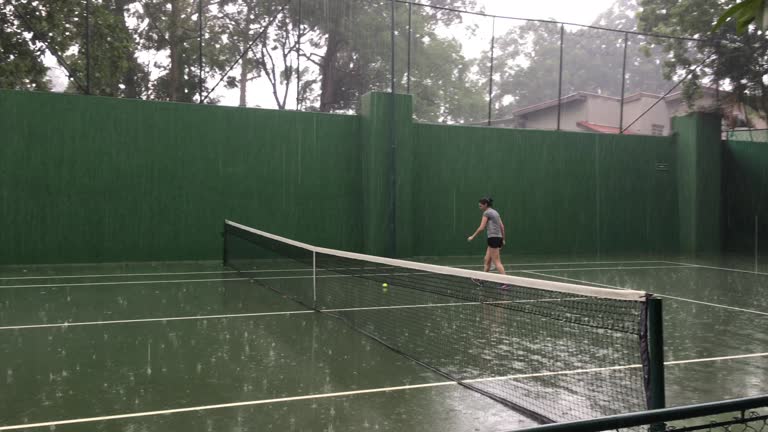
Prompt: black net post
<box><xmin>556</xmin><ymin>25</ymin><xmax>564</xmax><ymax>131</ymax></box>
<box><xmin>619</xmin><ymin>32</ymin><xmax>628</xmax><ymax>133</ymax></box>
<box><xmin>648</xmin><ymin>297</ymin><xmax>666</xmax><ymax>430</ymax></box>
<box><xmin>222</xmin><ymin>221</ymin><xmax>229</xmax><ymax>266</ymax></box>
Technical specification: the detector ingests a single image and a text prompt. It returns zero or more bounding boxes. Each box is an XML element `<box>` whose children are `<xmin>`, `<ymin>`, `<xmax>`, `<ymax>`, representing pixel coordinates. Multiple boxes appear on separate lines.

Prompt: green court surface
<box><xmin>1</xmin><ymin>256</ymin><xmax>767</xmax><ymax>431</ymax></box>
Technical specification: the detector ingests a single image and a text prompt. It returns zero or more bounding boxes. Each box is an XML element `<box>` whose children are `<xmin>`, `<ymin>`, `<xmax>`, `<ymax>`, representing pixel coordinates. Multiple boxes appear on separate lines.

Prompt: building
<box><xmin>485</xmin><ymin>87</ymin><xmax>761</xmax><ymax>136</ymax></box>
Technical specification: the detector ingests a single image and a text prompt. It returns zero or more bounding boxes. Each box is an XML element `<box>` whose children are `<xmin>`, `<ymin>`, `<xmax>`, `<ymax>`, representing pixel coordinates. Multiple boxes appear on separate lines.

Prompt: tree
<box><xmin>64</xmin><ymin>0</ymin><xmax>149</xmax><ymax>98</ymax></box>
<box><xmin>0</xmin><ymin>0</ymin><xmax>82</xmax><ymax>91</ymax></box>
<box><xmin>639</xmin><ymin>0</ymin><xmax>768</xmax><ymax>120</ymax></box>
<box><xmin>713</xmin><ymin>0</ymin><xmax>767</xmax><ymax>34</ymax></box>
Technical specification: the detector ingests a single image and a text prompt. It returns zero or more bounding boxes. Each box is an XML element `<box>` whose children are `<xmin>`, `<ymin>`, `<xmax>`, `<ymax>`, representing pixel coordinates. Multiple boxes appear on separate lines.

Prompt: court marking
<box><xmin>0</xmin><ymin>268</ymin><xmax>304</xmax><ymax>281</ymax></box>
<box><xmin>524</xmin><ymin>271</ymin><xmax>768</xmax><ymax>316</ymax></box>
<box><xmin>0</xmin><ymin>298</ymin><xmax>584</xmax><ymax>331</ymax></box>
<box><xmin>0</xmin><ymin>265</ymin><xmax>688</xmax><ymax>290</ymax></box>
<box><xmin>0</xmin><ymin>260</ymin><xmax>673</xmax><ymax>281</ymax></box>
<box><xmin>2</xmin><ymin>351</ymin><xmax>766</xmax><ymax>431</ymax></box>
<box><xmin>661</xmin><ymin>261</ymin><xmax>768</xmax><ymax>277</ymax></box>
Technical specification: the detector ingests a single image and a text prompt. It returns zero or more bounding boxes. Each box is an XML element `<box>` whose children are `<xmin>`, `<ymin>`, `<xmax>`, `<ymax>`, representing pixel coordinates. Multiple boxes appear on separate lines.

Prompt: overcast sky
<box><xmin>48</xmin><ymin>0</ymin><xmax>620</xmax><ymax>107</ymax></box>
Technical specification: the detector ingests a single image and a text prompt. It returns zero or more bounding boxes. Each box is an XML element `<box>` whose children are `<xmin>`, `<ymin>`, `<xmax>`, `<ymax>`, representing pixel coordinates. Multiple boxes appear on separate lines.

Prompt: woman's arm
<box><xmin>467</xmin><ymin>216</ymin><xmax>488</xmax><ymax>241</ymax></box>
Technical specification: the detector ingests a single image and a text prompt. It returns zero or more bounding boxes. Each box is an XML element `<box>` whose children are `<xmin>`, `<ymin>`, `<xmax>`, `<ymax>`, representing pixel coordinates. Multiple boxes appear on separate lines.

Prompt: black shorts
<box><xmin>487</xmin><ymin>237</ymin><xmax>503</xmax><ymax>249</ymax></box>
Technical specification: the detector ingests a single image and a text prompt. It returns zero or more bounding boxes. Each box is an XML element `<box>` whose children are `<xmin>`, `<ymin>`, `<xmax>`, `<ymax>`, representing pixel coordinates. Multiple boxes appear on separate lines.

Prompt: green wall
<box><xmin>411</xmin><ymin>124</ymin><xmax>679</xmax><ymax>257</ymax></box>
<box><xmin>0</xmin><ymin>90</ymin><xmax>362</xmax><ymax>264</ymax></box>
<box><xmin>3</xmin><ymin>90</ymin><xmax>730</xmax><ymax>265</ymax></box>
<box><xmin>673</xmin><ymin>113</ymin><xmax>723</xmax><ymax>254</ymax></box>
<box><xmin>723</xmin><ymin>140</ymin><xmax>768</xmax><ymax>255</ymax></box>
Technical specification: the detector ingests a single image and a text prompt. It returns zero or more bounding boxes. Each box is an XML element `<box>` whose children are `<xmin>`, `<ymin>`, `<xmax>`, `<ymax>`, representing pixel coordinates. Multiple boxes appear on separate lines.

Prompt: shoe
<box><xmin>471</xmin><ymin>278</ymin><xmax>485</xmax><ymax>287</ymax></box>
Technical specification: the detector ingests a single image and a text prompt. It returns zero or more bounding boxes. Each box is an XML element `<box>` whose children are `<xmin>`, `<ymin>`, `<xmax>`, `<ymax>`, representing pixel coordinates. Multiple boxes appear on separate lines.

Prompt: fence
<box><xmin>3</xmin><ymin>0</ymin><xmax>732</xmax><ymax>135</ymax></box>
<box><xmin>510</xmin><ymin>394</ymin><xmax>768</xmax><ymax>432</ymax></box>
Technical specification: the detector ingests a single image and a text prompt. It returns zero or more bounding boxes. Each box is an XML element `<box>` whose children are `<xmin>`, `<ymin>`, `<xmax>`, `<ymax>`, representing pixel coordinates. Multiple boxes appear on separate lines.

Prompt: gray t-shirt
<box><xmin>483</xmin><ymin>208</ymin><xmax>502</xmax><ymax>238</ymax></box>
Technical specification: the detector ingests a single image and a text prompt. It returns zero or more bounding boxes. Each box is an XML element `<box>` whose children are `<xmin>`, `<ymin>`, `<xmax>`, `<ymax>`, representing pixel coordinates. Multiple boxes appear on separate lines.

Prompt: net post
<box><xmin>222</xmin><ymin>221</ymin><xmax>228</xmax><ymax>266</ymax></box>
<box><xmin>312</xmin><ymin>251</ymin><xmax>317</xmax><ymax>309</ymax></box>
<box><xmin>648</xmin><ymin>296</ymin><xmax>666</xmax><ymax>431</ymax></box>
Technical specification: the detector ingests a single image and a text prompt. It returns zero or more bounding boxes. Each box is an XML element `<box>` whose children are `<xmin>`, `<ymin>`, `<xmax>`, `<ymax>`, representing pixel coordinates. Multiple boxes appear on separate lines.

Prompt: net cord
<box><xmin>224</xmin><ymin>220</ymin><xmax>647</xmax><ymax>301</ymax></box>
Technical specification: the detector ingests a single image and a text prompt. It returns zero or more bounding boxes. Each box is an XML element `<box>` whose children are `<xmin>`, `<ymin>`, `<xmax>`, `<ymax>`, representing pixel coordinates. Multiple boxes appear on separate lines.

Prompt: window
<box><xmin>651</xmin><ymin>124</ymin><xmax>665</xmax><ymax>136</ymax></box>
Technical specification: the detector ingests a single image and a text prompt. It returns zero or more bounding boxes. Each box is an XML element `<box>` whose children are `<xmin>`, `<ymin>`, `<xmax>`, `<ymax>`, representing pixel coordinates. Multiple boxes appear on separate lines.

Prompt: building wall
<box><xmin>520</xmin><ymin>100</ymin><xmax>587</xmax><ymax>131</ymax></box>
<box><xmin>622</xmin><ymin>96</ymin><xmax>671</xmax><ymax>136</ymax></box>
<box><xmin>586</xmin><ymin>97</ymin><xmax>620</xmax><ymax>127</ymax></box>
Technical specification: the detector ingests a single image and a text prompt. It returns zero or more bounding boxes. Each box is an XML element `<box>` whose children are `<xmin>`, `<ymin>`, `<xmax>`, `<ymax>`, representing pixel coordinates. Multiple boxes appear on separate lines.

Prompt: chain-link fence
<box><xmin>2</xmin><ymin>0</ymin><xmax>749</xmax><ymax>136</ymax></box>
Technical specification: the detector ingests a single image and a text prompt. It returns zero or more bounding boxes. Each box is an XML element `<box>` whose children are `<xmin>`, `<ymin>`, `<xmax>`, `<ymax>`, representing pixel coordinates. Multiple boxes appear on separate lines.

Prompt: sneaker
<box><xmin>498</xmin><ymin>284</ymin><xmax>510</xmax><ymax>290</ymax></box>
<box><xmin>471</xmin><ymin>278</ymin><xmax>485</xmax><ymax>287</ymax></box>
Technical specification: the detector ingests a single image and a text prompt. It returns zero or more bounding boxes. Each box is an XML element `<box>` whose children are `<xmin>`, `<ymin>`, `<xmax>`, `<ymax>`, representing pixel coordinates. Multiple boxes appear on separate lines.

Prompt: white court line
<box><xmin>0</xmin><ymin>310</ymin><xmax>315</xmax><ymax>331</ymax></box>
<box><xmin>661</xmin><ymin>261</ymin><xmax>768</xmax><ymax>277</ymax></box>
<box><xmin>0</xmin><ymin>298</ymin><xmax>583</xmax><ymax>331</ymax></box>
<box><xmin>0</xmin><ymin>265</ymin><xmax>686</xmax><ymax>290</ymax></box>
<box><xmin>0</xmin><ymin>260</ymin><xmax>667</xmax><ymax>281</ymax></box>
<box><xmin>2</xmin><ymin>351</ymin><xmax>767</xmax><ymax>431</ymax></box>
<box><xmin>0</xmin><ymin>268</ymin><xmax>310</xmax><ymax>281</ymax></box>
<box><xmin>525</xmin><ymin>271</ymin><xmax>768</xmax><ymax>317</ymax></box>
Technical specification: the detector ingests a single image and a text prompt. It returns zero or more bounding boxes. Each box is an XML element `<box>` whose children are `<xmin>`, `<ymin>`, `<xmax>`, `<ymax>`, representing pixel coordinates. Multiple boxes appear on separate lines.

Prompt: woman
<box><xmin>467</xmin><ymin>197</ymin><xmax>506</xmax><ymax>280</ymax></box>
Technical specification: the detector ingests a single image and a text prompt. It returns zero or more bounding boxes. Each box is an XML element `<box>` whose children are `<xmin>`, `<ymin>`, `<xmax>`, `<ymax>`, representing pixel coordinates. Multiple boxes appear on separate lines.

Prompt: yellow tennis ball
<box><xmin>382</xmin><ymin>283</ymin><xmax>388</xmax><ymax>287</ymax></box>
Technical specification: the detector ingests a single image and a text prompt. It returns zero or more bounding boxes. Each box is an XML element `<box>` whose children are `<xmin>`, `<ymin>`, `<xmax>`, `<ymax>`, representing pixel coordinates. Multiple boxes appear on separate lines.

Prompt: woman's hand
<box><xmin>467</xmin><ymin>235</ymin><xmax>475</xmax><ymax>242</ymax></box>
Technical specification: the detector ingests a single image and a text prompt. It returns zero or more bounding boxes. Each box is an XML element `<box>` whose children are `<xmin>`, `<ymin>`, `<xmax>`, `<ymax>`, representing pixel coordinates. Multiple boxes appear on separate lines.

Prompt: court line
<box><xmin>0</xmin><ymin>265</ymin><xmax>686</xmax><ymax>290</ymax></box>
<box><xmin>0</xmin><ymin>298</ymin><xmax>583</xmax><ymax>331</ymax></box>
<box><xmin>661</xmin><ymin>261</ymin><xmax>768</xmax><ymax>277</ymax></box>
<box><xmin>0</xmin><ymin>310</ymin><xmax>315</xmax><ymax>331</ymax></box>
<box><xmin>0</xmin><ymin>260</ymin><xmax>669</xmax><ymax>281</ymax></box>
<box><xmin>524</xmin><ymin>271</ymin><xmax>768</xmax><ymax>316</ymax></box>
<box><xmin>0</xmin><ymin>268</ymin><xmax>307</xmax><ymax>281</ymax></box>
<box><xmin>2</xmin><ymin>351</ymin><xmax>766</xmax><ymax>431</ymax></box>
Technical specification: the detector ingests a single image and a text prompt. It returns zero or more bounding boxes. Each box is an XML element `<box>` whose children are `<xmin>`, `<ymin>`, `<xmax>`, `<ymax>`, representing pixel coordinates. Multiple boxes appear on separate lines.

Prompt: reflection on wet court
<box><xmin>1</xmin><ymin>254</ymin><xmax>766</xmax><ymax>431</ymax></box>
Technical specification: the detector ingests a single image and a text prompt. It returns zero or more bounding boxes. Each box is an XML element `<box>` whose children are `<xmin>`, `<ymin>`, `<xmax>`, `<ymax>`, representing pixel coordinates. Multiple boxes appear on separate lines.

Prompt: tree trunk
<box><xmin>238</xmin><ymin>1</ymin><xmax>253</xmax><ymax>107</ymax></box>
<box><xmin>319</xmin><ymin>30</ymin><xmax>341</xmax><ymax>112</ymax></box>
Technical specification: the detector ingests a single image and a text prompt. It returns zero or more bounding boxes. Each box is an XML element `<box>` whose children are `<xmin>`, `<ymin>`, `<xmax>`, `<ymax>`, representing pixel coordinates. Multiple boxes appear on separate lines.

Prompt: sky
<box><xmin>47</xmin><ymin>0</ymin><xmax>621</xmax><ymax>107</ymax></box>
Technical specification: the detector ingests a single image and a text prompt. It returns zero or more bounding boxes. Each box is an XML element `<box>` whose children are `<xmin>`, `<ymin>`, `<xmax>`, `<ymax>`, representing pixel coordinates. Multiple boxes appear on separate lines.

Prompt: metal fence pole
<box><xmin>619</xmin><ymin>32</ymin><xmax>628</xmax><ymax>133</ymax></box>
<box><xmin>389</xmin><ymin>0</ymin><xmax>397</xmax><ymax>257</ymax></box>
<box><xmin>407</xmin><ymin>1</ymin><xmax>412</xmax><ymax>94</ymax></box>
<box><xmin>556</xmin><ymin>24</ymin><xmax>564</xmax><ymax>131</ymax></box>
<box><xmin>487</xmin><ymin>16</ymin><xmax>495</xmax><ymax>127</ymax></box>
<box><xmin>85</xmin><ymin>0</ymin><xmax>91</xmax><ymax>94</ymax></box>
<box><xmin>297</xmin><ymin>0</ymin><xmax>302</xmax><ymax>109</ymax></box>
<box><xmin>198</xmin><ymin>0</ymin><xmax>204</xmax><ymax>103</ymax></box>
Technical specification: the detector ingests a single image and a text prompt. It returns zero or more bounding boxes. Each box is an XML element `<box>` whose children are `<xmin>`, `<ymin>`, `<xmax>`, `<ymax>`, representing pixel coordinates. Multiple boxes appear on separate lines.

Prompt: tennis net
<box><xmin>223</xmin><ymin>220</ymin><xmax>662</xmax><ymax>424</ymax></box>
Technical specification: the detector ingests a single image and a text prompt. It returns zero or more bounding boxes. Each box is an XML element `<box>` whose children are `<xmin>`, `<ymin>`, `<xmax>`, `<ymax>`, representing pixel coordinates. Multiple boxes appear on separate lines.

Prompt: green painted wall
<box><xmin>723</xmin><ymin>140</ymin><xmax>768</xmax><ymax>255</ymax></box>
<box><xmin>359</xmin><ymin>93</ymin><xmax>415</xmax><ymax>257</ymax></box>
<box><xmin>411</xmin><ymin>124</ymin><xmax>679</xmax><ymax>257</ymax></box>
<box><xmin>673</xmin><ymin>113</ymin><xmax>722</xmax><ymax>254</ymax></box>
<box><xmin>4</xmin><ymin>90</ymin><xmax>724</xmax><ymax>265</ymax></box>
<box><xmin>0</xmin><ymin>90</ymin><xmax>362</xmax><ymax>264</ymax></box>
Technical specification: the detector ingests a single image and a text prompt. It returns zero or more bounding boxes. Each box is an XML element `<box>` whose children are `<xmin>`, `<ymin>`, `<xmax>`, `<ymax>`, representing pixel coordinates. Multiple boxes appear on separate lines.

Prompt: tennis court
<box><xmin>2</xmin><ymin>229</ymin><xmax>766</xmax><ymax>432</ymax></box>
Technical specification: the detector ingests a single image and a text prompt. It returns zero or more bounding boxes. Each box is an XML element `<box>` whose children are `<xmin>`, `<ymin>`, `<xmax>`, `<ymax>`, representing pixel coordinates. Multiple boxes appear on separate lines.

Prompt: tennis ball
<box><xmin>382</xmin><ymin>283</ymin><xmax>388</xmax><ymax>287</ymax></box>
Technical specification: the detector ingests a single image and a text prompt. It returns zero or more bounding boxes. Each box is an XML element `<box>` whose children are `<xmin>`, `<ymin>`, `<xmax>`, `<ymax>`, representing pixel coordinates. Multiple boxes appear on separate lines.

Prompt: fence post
<box><xmin>556</xmin><ymin>25</ymin><xmax>564</xmax><ymax>131</ymax></box>
<box><xmin>297</xmin><ymin>0</ymin><xmax>302</xmax><ymax>109</ymax></box>
<box><xmin>487</xmin><ymin>17</ymin><xmax>495</xmax><ymax>127</ymax></box>
<box><xmin>619</xmin><ymin>32</ymin><xmax>628</xmax><ymax>133</ymax></box>
<box><xmin>85</xmin><ymin>0</ymin><xmax>91</xmax><ymax>94</ymax></box>
<box><xmin>407</xmin><ymin>1</ymin><xmax>412</xmax><ymax>94</ymax></box>
<box><xmin>198</xmin><ymin>0</ymin><xmax>204</xmax><ymax>103</ymax></box>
